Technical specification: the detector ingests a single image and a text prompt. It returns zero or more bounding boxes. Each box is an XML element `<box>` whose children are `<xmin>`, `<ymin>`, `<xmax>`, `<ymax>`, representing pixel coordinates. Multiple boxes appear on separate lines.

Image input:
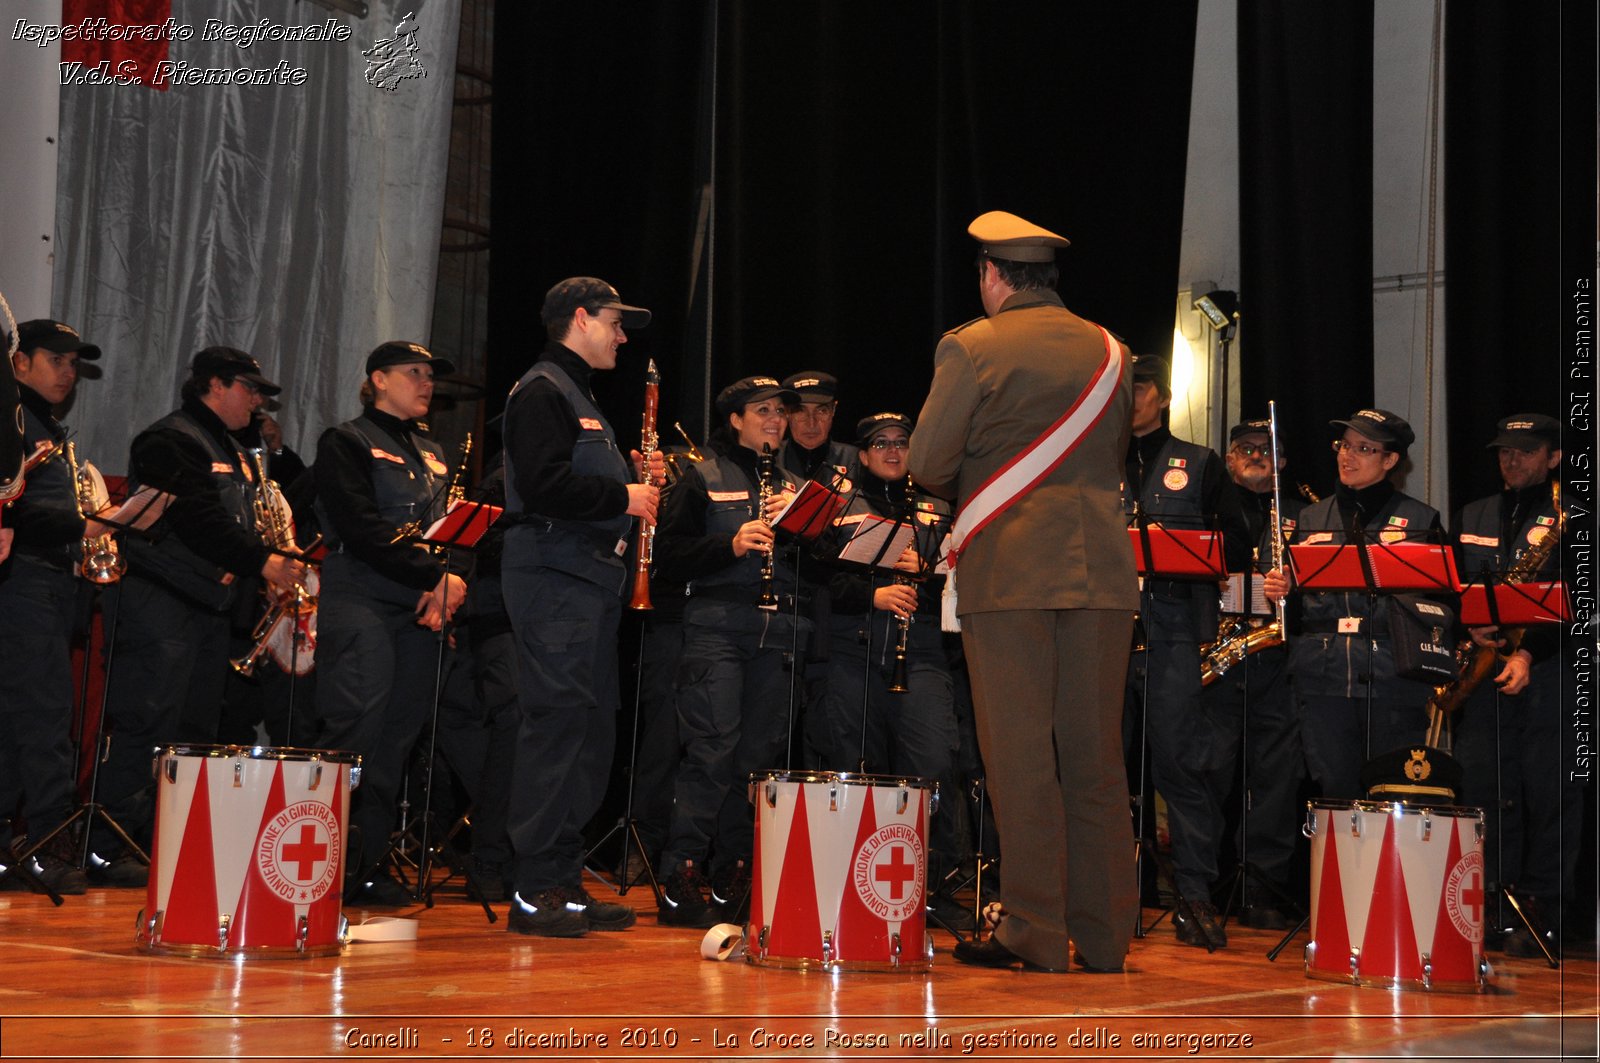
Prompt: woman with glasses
<box><xmin>651</xmin><ymin>375</ymin><xmax>807</xmax><ymax>929</ymax></box>
<box><xmin>1263</xmin><ymin>408</ymin><xmax>1444</xmax><ymax>799</ymax></box>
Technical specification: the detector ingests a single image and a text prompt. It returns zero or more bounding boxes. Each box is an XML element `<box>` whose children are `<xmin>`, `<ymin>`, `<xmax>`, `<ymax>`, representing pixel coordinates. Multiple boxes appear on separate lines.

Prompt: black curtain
<box><xmin>1237</xmin><ymin>1</ymin><xmax>1374</xmax><ymax>500</ymax></box>
<box><xmin>1443</xmin><ymin>3</ymin><xmax>1568</xmax><ymax>508</ymax></box>
<box><xmin>489</xmin><ymin>1</ymin><xmax>1197</xmax><ymax>449</ymax></box>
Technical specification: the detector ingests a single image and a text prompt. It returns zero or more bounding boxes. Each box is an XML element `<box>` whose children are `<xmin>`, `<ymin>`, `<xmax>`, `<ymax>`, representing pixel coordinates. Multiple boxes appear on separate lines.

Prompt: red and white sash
<box><xmin>948</xmin><ymin>324</ymin><xmax>1124</xmax><ymax>566</ymax></box>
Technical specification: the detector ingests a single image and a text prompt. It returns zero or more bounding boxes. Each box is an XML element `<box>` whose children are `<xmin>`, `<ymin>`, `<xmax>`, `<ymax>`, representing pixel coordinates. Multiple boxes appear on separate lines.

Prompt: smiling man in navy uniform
<box><xmin>910</xmin><ymin>210</ymin><xmax>1137</xmax><ymax>972</ymax></box>
<box><xmin>500</xmin><ymin>277</ymin><xmax>662</xmax><ymax>937</ymax></box>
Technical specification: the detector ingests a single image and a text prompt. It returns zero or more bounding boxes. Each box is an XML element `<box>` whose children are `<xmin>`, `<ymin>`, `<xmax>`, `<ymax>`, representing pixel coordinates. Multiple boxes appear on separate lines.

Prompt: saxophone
<box><xmin>1425</xmin><ymin>478</ymin><xmax>1565</xmax><ymax>734</ymax></box>
<box><xmin>64</xmin><ymin>441</ymin><xmax>125</xmax><ymax>584</ymax></box>
<box><xmin>230</xmin><ymin>450</ymin><xmax>318</xmax><ymax>677</ymax></box>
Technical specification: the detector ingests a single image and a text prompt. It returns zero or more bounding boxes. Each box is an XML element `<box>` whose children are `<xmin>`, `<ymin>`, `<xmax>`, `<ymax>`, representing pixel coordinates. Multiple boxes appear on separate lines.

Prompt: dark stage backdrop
<box><xmin>1237</xmin><ymin>0</ymin><xmax>1375</xmax><ymax>501</ymax></box>
<box><xmin>489</xmin><ymin>0</ymin><xmax>1198</xmax><ymax>451</ymax></box>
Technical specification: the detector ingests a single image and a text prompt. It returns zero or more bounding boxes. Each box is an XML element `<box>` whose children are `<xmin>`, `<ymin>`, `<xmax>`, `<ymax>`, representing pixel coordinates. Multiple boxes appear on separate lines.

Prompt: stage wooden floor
<box><xmin>0</xmin><ymin>875</ymin><xmax>1594</xmax><ymax>1062</ymax></box>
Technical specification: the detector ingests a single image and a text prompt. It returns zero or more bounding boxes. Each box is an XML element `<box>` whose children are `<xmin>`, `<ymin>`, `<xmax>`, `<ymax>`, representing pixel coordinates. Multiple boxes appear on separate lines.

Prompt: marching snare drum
<box><xmin>138</xmin><ymin>745</ymin><xmax>361</xmax><ymax>958</ymax></box>
<box><xmin>1304</xmin><ymin>799</ymin><xmax>1488</xmax><ymax>992</ymax></box>
<box><xmin>748</xmin><ymin>771</ymin><xmax>936</xmax><ymax>972</ymax></box>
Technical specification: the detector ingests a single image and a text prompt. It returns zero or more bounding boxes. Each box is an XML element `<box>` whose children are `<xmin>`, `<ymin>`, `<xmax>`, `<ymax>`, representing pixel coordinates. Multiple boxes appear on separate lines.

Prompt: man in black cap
<box><xmin>500</xmin><ymin>277</ymin><xmax>662</xmax><ymax>937</ymax></box>
<box><xmin>911</xmin><ymin>210</ymin><xmax>1138</xmax><ymax>972</ymax></box>
<box><xmin>1198</xmin><ymin>419</ymin><xmax>1309</xmax><ymax>930</ymax></box>
<box><xmin>311</xmin><ymin>340</ymin><xmax>467</xmax><ymax>905</ymax></box>
<box><xmin>780</xmin><ymin>371</ymin><xmax>857</xmax><ymax>488</ymax></box>
<box><xmin>0</xmin><ymin>321</ymin><xmax>105</xmax><ymax>892</ymax></box>
<box><xmin>652</xmin><ymin>374</ymin><xmax>805</xmax><ymax>928</ymax></box>
<box><xmin>1449</xmin><ymin>413</ymin><xmax>1577</xmax><ymax>957</ymax></box>
<box><xmin>96</xmin><ymin>347</ymin><xmax>306</xmax><ymax>869</ymax></box>
<box><xmin>1264</xmin><ymin>409</ymin><xmax>1444</xmax><ymax>800</ymax></box>
<box><xmin>1122</xmin><ymin>353</ymin><xmax>1251</xmax><ymax>949</ymax></box>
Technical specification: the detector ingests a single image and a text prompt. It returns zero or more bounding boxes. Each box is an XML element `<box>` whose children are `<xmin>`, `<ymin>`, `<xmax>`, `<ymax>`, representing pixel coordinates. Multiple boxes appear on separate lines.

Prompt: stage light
<box><xmin>1193</xmin><ymin>289</ymin><xmax>1238</xmax><ymax>332</ymax></box>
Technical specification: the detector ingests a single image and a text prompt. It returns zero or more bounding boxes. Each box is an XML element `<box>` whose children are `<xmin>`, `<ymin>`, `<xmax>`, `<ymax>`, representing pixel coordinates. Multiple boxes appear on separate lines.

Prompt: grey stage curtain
<box><xmin>53</xmin><ymin>0</ymin><xmax>459</xmax><ymax>468</ymax></box>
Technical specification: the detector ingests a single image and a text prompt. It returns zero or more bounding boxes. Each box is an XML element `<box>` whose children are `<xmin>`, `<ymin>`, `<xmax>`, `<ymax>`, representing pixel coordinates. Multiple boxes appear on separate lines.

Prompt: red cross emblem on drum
<box><xmin>256</xmin><ymin>801</ymin><xmax>342</xmax><ymax>904</ymax></box>
<box><xmin>1444</xmin><ymin>850</ymin><xmax>1486</xmax><ymax>944</ymax></box>
<box><xmin>852</xmin><ymin>823</ymin><xmax>925</xmax><ymax>922</ymax></box>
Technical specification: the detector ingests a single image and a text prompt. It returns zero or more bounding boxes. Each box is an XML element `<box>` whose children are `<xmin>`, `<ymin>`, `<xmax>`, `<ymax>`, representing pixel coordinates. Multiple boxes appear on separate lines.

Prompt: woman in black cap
<box><xmin>311</xmin><ymin>341</ymin><xmax>467</xmax><ymax>906</ymax></box>
<box><xmin>1264</xmin><ymin>408</ymin><xmax>1445</xmax><ymax>799</ymax></box>
<box><xmin>651</xmin><ymin>374</ymin><xmax>806</xmax><ymax>928</ymax></box>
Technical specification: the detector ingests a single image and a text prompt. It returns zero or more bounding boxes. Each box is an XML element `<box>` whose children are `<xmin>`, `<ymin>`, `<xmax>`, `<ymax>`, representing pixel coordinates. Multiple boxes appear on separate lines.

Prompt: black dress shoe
<box><xmin>1073</xmin><ymin>952</ymin><xmax>1124</xmax><ymax>973</ymax></box>
<box><xmin>952</xmin><ymin>936</ymin><xmax>1064</xmax><ymax>972</ymax></box>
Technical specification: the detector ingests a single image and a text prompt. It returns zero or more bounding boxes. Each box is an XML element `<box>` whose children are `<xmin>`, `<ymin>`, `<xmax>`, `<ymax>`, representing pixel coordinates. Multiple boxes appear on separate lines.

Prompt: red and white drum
<box><xmin>138</xmin><ymin>745</ymin><xmax>360</xmax><ymax>958</ymax></box>
<box><xmin>1304</xmin><ymin>799</ymin><xmax>1489</xmax><ymax>992</ymax></box>
<box><xmin>748</xmin><ymin>771</ymin><xmax>936</xmax><ymax>972</ymax></box>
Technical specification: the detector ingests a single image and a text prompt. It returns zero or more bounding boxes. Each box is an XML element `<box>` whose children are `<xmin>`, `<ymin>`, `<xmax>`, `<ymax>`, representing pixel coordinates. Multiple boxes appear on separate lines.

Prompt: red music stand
<box><xmin>1459</xmin><ymin>581</ymin><xmax>1570</xmax><ymax>626</ymax></box>
<box><xmin>1126</xmin><ymin>525</ymin><xmax>1226</xmax><ymax>581</ymax></box>
<box><xmin>1287</xmin><ymin>539</ymin><xmax>1460</xmax><ymax>594</ymax></box>
<box><xmin>422</xmin><ymin>498</ymin><xmax>503</xmax><ymax>548</ymax></box>
<box><xmin>772</xmin><ymin>479</ymin><xmax>847</xmax><ymax>542</ymax></box>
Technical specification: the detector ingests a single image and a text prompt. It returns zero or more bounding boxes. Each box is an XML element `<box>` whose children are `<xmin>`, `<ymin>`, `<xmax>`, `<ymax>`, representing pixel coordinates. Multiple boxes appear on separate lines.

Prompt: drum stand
<box><xmin>583</xmin><ymin>620</ymin><xmax>662</xmax><ymax>900</ymax></box>
<box><xmin>7</xmin><ymin>582</ymin><xmax>146</xmax><ymax>900</ymax></box>
<box><xmin>1483</xmin><ymin>689</ymin><xmax>1560</xmax><ymax>968</ymax></box>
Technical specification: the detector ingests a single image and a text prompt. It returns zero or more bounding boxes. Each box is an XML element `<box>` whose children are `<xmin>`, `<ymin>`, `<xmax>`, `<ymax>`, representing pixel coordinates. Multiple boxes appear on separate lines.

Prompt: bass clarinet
<box><xmin>628</xmin><ymin>359</ymin><xmax>660</xmax><ymax>611</ymax></box>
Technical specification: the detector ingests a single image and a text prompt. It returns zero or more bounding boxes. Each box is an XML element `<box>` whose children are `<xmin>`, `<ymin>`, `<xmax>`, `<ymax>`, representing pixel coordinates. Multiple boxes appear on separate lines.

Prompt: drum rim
<box><xmin>750</xmin><ymin>770</ymin><xmax>935</xmax><ymax>789</ymax></box>
<box><xmin>1306</xmin><ymin>798</ymin><xmax>1483</xmax><ymax>819</ymax></box>
<box><xmin>155</xmin><ymin>743</ymin><xmax>361</xmax><ymax>765</ymax></box>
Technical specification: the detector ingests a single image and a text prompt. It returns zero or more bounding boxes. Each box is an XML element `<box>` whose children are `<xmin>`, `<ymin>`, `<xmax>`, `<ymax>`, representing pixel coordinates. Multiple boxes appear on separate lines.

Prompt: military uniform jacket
<box><xmin>909</xmin><ymin>288</ymin><xmax>1136</xmax><ymax>614</ymax></box>
<box><xmin>1454</xmin><ymin>481</ymin><xmax>1562</xmax><ymax>662</ymax></box>
<box><xmin>8</xmin><ymin>385</ymin><xmax>80</xmax><ymax>569</ymax></box>
<box><xmin>124</xmin><ymin>402</ymin><xmax>263</xmax><ymax>611</ymax></box>
<box><xmin>314</xmin><ymin>410</ymin><xmax>453</xmax><ymax>608</ymax></box>
<box><xmin>1287</xmin><ymin>487</ymin><xmax>1442</xmax><ymax>699</ymax></box>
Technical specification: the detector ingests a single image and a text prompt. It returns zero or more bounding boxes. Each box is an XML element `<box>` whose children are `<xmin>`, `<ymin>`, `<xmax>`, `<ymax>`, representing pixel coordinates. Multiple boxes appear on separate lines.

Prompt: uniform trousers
<box><xmin>503</xmin><ymin>564</ymin><xmax>620</xmax><ymax>894</ymax></box>
<box><xmin>97</xmin><ymin>572</ymin><xmax>233</xmax><ymax>851</ymax></box>
<box><xmin>313</xmin><ymin>589</ymin><xmax>445</xmax><ymax>879</ymax></box>
<box><xmin>964</xmin><ymin>608</ymin><xmax>1136</xmax><ymax>971</ymax></box>
<box><xmin>661</xmin><ymin>599</ymin><xmax>806</xmax><ymax>876</ymax></box>
<box><xmin>0</xmin><ymin>557</ymin><xmax>82</xmax><ymax>842</ymax></box>
<box><xmin>1294</xmin><ymin>688</ymin><xmax>1430</xmax><ymax>801</ymax></box>
<box><xmin>1199</xmin><ymin>644</ymin><xmax>1303</xmax><ymax>903</ymax></box>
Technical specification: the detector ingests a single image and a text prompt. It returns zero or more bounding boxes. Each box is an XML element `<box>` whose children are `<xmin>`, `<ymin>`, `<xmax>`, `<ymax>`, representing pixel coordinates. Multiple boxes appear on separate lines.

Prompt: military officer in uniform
<box><xmin>1451</xmin><ymin>413</ymin><xmax>1577</xmax><ymax>957</ymax></box>
<box><xmin>312</xmin><ymin>341</ymin><xmax>466</xmax><ymax>905</ymax></box>
<box><xmin>910</xmin><ymin>211</ymin><xmax>1137</xmax><ymax>972</ymax></box>
<box><xmin>97</xmin><ymin>348</ymin><xmax>304</xmax><ymax>861</ymax></box>
<box><xmin>1264</xmin><ymin>409</ymin><xmax>1445</xmax><ymax>799</ymax></box>
<box><xmin>653</xmin><ymin>375</ymin><xmax>806</xmax><ymax>928</ymax></box>
<box><xmin>500</xmin><ymin>277</ymin><xmax>661</xmax><ymax>937</ymax></box>
<box><xmin>1123</xmin><ymin>355</ymin><xmax>1251</xmax><ymax>949</ymax></box>
<box><xmin>0</xmin><ymin>321</ymin><xmax>104</xmax><ymax>892</ymax></box>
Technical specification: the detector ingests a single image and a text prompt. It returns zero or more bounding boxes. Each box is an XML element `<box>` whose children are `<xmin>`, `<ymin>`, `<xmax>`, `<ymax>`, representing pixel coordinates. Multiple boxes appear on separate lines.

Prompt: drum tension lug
<box><xmin>889</xmin><ymin>932</ymin><xmax>901</xmax><ymax>966</ymax></box>
<box><xmin>828</xmin><ymin>786</ymin><xmax>838</xmax><ymax>812</ymax></box>
<box><xmin>217</xmin><ymin>913</ymin><xmax>232</xmax><ymax>950</ymax></box>
<box><xmin>233</xmin><ymin>760</ymin><xmax>244</xmax><ymax>788</ymax></box>
<box><xmin>1420</xmin><ymin>810</ymin><xmax>1431</xmax><ymax>842</ymax></box>
<box><xmin>896</xmin><ymin>789</ymin><xmax>909</xmax><ymax>815</ymax></box>
<box><xmin>308</xmin><ymin>761</ymin><xmax>323</xmax><ymax>792</ymax></box>
<box><xmin>1348</xmin><ymin>812</ymin><xmax>1360</xmax><ymax>838</ymax></box>
<box><xmin>164</xmin><ymin>757</ymin><xmax>178</xmax><ymax>784</ymax></box>
<box><xmin>821</xmin><ymin>930</ymin><xmax>834</xmax><ymax>965</ymax></box>
<box><xmin>297</xmin><ymin>916</ymin><xmax>310</xmax><ymax>953</ymax></box>
<box><xmin>1420</xmin><ymin>954</ymin><xmax>1432</xmax><ymax>990</ymax></box>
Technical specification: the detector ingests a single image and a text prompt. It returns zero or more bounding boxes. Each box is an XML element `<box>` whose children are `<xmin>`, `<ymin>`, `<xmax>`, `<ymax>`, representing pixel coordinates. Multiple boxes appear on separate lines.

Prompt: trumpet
<box><xmin>64</xmin><ymin>441</ymin><xmax>124</xmax><ymax>584</ymax></box>
<box><xmin>230</xmin><ymin>450</ymin><xmax>318</xmax><ymax>677</ymax></box>
<box><xmin>757</xmin><ymin>443</ymin><xmax>779</xmax><ymax>611</ymax></box>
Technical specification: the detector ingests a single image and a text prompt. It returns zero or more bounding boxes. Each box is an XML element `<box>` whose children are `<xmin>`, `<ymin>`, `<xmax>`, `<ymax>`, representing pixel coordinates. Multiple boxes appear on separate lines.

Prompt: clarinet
<box><xmin>628</xmin><ymin>359</ymin><xmax>660</xmax><ymax>611</ymax></box>
<box><xmin>757</xmin><ymin>443</ymin><xmax>779</xmax><ymax>611</ymax></box>
<box><xmin>887</xmin><ymin>477</ymin><xmax>916</xmax><ymax>694</ymax></box>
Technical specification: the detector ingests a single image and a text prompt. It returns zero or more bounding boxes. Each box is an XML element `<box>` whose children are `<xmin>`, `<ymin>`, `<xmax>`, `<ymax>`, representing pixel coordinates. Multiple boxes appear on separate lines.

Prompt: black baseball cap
<box><xmin>1229</xmin><ymin>419</ymin><xmax>1272</xmax><ymax>444</ymax></box>
<box><xmin>715</xmin><ymin>375</ymin><xmax>799</xmax><ymax>417</ymax></box>
<box><xmin>1330</xmin><ymin>409</ymin><xmax>1414</xmax><ymax>452</ymax></box>
<box><xmin>191</xmin><ymin>346</ymin><xmax>280</xmax><ymax>395</ymax></box>
<box><xmin>782</xmin><ymin>371</ymin><xmax>838</xmax><ymax>401</ymax></box>
<box><xmin>1485</xmin><ymin>413</ymin><xmax>1559</xmax><ymax>451</ymax></box>
<box><xmin>540</xmin><ymin>277</ymin><xmax>651</xmax><ymax>330</ymax></box>
<box><xmin>15</xmin><ymin>319</ymin><xmax>100</xmax><ymax>361</ymax></box>
<box><xmin>1131</xmin><ymin>354</ymin><xmax>1171</xmax><ymax>395</ymax></box>
<box><xmin>855</xmin><ymin>412</ymin><xmax>913</xmax><ymax>445</ymax></box>
<box><xmin>365</xmin><ymin>340</ymin><xmax>456</xmax><ymax>376</ymax></box>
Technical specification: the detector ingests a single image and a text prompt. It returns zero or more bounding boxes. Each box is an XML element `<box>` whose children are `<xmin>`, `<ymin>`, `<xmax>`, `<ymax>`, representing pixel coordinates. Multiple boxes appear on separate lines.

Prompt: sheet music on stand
<box><xmin>835</xmin><ymin>511</ymin><xmax>916</xmax><ymax>570</ymax></box>
<box><xmin>422</xmin><ymin>498</ymin><xmax>503</xmax><ymax>549</ymax></box>
<box><xmin>1219</xmin><ymin>572</ymin><xmax>1273</xmax><ymax>617</ymax></box>
<box><xmin>771</xmin><ymin>478</ymin><xmax>847</xmax><ymax>542</ymax></box>
<box><xmin>1459</xmin><ymin>580</ymin><xmax>1570</xmax><ymax>626</ymax></box>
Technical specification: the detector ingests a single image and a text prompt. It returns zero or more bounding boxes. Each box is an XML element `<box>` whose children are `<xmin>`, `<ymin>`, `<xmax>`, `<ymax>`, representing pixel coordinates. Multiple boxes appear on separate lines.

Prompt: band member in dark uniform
<box><xmin>1264</xmin><ymin>409</ymin><xmax>1445</xmax><ymax>799</ymax></box>
<box><xmin>500</xmin><ymin>277</ymin><xmax>660</xmax><ymax>937</ymax></box>
<box><xmin>97</xmin><ymin>348</ymin><xmax>304</xmax><ymax>862</ymax></box>
<box><xmin>1123</xmin><ymin>354</ymin><xmax>1251</xmax><ymax>949</ymax></box>
<box><xmin>312</xmin><ymin>341</ymin><xmax>465</xmax><ymax>906</ymax></box>
<box><xmin>780</xmin><ymin>371</ymin><xmax>857</xmax><ymax>487</ymax></box>
<box><xmin>817</xmin><ymin>412</ymin><xmax>956</xmax><ymax>781</ymax></box>
<box><xmin>1201</xmin><ymin>419</ymin><xmax>1308</xmax><ymax>930</ymax></box>
<box><xmin>1450</xmin><ymin>413</ymin><xmax>1577</xmax><ymax>957</ymax></box>
<box><xmin>0</xmin><ymin>320</ymin><xmax>103</xmax><ymax>892</ymax></box>
<box><xmin>653</xmin><ymin>375</ymin><xmax>807</xmax><ymax>928</ymax></box>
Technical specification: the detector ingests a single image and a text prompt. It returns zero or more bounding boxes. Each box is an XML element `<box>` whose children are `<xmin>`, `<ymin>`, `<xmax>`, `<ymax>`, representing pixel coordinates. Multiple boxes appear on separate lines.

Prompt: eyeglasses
<box><xmin>1231</xmin><ymin>443</ymin><xmax>1274</xmax><ymax>458</ymax></box>
<box><xmin>868</xmin><ymin>437</ymin><xmax>910</xmax><ymax>451</ymax></box>
<box><xmin>1331</xmin><ymin>440</ymin><xmax>1386</xmax><ymax>458</ymax></box>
